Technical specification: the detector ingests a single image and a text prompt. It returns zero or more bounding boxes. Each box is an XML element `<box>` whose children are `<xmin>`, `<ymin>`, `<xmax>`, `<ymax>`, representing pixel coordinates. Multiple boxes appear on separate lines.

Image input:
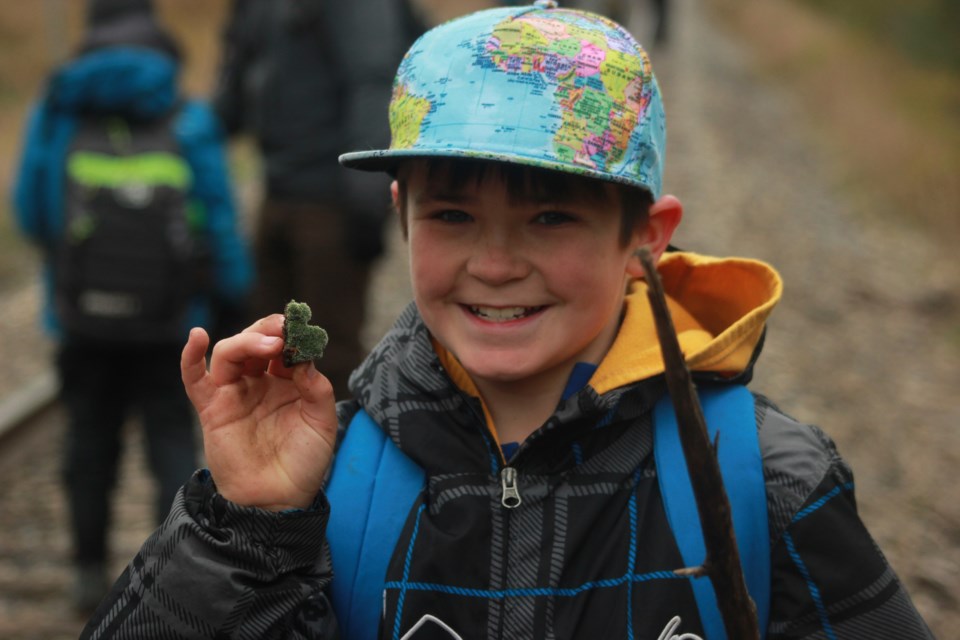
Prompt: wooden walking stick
<box><xmin>636</xmin><ymin>248</ymin><xmax>761</xmax><ymax>639</ymax></box>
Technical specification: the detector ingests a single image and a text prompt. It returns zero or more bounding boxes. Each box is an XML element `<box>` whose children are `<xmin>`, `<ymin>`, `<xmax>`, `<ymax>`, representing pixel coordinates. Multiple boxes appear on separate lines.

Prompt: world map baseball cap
<box><xmin>339</xmin><ymin>0</ymin><xmax>666</xmax><ymax>198</ymax></box>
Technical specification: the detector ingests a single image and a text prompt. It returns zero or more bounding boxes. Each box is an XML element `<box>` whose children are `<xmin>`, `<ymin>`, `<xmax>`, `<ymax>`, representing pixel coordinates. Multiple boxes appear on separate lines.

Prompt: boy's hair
<box><xmin>340</xmin><ymin>4</ymin><xmax>666</xmax><ymax>200</ymax></box>
<box><xmin>78</xmin><ymin>0</ymin><xmax>181</xmax><ymax>61</ymax></box>
<box><xmin>394</xmin><ymin>157</ymin><xmax>653</xmax><ymax>246</ymax></box>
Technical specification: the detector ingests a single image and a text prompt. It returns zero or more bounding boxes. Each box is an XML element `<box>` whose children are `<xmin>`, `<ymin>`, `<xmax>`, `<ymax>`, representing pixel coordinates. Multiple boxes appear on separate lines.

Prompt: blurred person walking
<box><xmin>10</xmin><ymin>0</ymin><xmax>253</xmax><ymax>614</ymax></box>
<box><xmin>213</xmin><ymin>0</ymin><xmax>410</xmax><ymax>398</ymax></box>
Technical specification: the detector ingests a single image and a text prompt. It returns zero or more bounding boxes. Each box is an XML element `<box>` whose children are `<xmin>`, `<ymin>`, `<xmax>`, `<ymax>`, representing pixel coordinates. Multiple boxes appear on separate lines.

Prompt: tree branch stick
<box><xmin>637</xmin><ymin>248</ymin><xmax>760</xmax><ymax>639</ymax></box>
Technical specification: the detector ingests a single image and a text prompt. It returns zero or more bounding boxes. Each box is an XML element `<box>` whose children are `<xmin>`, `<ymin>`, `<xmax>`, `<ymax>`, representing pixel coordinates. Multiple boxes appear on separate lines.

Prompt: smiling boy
<box><xmin>395</xmin><ymin>159</ymin><xmax>678</xmax><ymax>444</ymax></box>
<box><xmin>82</xmin><ymin>3</ymin><xmax>932</xmax><ymax>639</ymax></box>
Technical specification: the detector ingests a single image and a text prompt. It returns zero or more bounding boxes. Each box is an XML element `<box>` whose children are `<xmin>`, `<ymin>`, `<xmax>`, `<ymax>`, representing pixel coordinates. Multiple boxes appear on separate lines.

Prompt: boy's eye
<box><xmin>433</xmin><ymin>209</ymin><xmax>472</xmax><ymax>223</ymax></box>
<box><xmin>534</xmin><ymin>210</ymin><xmax>576</xmax><ymax>226</ymax></box>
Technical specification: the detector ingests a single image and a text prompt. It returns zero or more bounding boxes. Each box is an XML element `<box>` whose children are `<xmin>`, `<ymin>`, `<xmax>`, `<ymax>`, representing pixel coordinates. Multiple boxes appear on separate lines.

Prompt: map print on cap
<box><xmin>340</xmin><ymin>3</ymin><xmax>666</xmax><ymax>198</ymax></box>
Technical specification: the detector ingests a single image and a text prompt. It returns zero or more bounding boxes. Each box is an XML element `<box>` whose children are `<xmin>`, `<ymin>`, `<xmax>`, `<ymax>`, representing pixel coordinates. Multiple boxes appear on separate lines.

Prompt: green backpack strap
<box><xmin>325</xmin><ymin>409</ymin><xmax>426</xmax><ymax>640</ymax></box>
<box><xmin>653</xmin><ymin>384</ymin><xmax>770</xmax><ymax>639</ymax></box>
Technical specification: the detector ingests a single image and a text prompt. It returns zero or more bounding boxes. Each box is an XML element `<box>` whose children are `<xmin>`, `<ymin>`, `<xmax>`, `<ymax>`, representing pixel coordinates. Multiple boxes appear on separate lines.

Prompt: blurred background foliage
<box><xmin>800</xmin><ymin>0</ymin><xmax>960</xmax><ymax>73</ymax></box>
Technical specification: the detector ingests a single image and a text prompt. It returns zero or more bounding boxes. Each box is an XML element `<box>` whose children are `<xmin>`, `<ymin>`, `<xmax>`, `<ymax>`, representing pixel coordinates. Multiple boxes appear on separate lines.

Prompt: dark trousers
<box><xmin>57</xmin><ymin>341</ymin><xmax>198</xmax><ymax>567</ymax></box>
<box><xmin>651</xmin><ymin>0</ymin><xmax>668</xmax><ymax>44</ymax></box>
<box><xmin>253</xmin><ymin>199</ymin><xmax>372</xmax><ymax>398</ymax></box>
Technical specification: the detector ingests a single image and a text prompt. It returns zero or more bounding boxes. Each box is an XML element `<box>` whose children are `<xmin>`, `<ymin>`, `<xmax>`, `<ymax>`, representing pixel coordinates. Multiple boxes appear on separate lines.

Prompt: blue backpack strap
<box><xmin>325</xmin><ymin>409</ymin><xmax>426</xmax><ymax>640</ymax></box>
<box><xmin>653</xmin><ymin>384</ymin><xmax>770</xmax><ymax>639</ymax></box>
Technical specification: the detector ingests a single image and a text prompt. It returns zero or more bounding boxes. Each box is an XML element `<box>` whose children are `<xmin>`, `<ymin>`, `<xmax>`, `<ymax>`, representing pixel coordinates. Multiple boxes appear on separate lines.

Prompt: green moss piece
<box><xmin>282</xmin><ymin>300</ymin><xmax>329</xmax><ymax>367</ymax></box>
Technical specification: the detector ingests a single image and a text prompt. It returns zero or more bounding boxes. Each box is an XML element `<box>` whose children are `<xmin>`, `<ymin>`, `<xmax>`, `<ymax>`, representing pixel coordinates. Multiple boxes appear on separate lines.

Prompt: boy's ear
<box><xmin>391</xmin><ymin>179</ymin><xmax>411</xmax><ymax>240</ymax></box>
<box><xmin>627</xmin><ymin>194</ymin><xmax>683</xmax><ymax>277</ymax></box>
<box><xmin>390</xmin><ymin>180</ymin><xmax>400</xmax><ymax>209</ymax></box>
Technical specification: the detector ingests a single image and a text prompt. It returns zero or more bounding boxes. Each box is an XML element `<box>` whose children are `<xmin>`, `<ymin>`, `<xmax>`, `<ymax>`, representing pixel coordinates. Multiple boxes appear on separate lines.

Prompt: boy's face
<box><xmin>396</xmin><ymin>162</ymin><xmax>668</xmax><ymax>391</ymax></box>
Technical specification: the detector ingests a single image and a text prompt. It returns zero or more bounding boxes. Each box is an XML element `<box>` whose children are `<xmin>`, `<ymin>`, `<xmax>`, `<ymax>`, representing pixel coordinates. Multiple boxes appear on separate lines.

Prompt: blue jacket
<box><xmin>11</xmin><ymin>46</ymin><xmax>253</xmax><ymax>339</ymax></box>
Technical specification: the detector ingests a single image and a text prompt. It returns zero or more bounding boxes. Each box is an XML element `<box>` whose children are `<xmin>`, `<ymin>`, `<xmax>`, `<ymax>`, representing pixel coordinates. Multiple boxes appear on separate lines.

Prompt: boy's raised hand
<box><xmin>180</xmin><ymin>315</ymin><xmax>338</xmax><ymax>512</ymax></box>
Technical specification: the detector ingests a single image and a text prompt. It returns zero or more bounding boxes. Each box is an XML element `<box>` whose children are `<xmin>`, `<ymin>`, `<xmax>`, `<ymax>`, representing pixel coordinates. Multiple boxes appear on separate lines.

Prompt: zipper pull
<box><xmin>500</xmin><ymin>467</ymin><xmax>522</xmax><ymax>508</ymax></box>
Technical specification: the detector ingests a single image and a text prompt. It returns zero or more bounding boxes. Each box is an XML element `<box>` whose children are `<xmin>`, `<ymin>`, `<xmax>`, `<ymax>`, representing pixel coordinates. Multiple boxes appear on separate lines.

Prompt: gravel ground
<box><xmin>0</xmin><ymin>0</ymin><xmax>956</xmax><ymax>636</ymax></box>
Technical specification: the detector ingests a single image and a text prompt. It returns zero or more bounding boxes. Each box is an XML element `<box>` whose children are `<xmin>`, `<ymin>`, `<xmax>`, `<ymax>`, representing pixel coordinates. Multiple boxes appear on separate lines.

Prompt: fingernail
<box><xmin>307</xmin><ymin>364</ymin><xmax>318</xmax><ymax>379</ymax></box>
<box><xmin>261</xmin><ymin>336</ymin><xmax>281</xmax><ymax>347</ymax></box>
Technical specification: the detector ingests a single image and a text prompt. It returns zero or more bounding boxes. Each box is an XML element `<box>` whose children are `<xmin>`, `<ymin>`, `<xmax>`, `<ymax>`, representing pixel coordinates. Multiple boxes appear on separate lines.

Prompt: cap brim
<box><xmin>339</xmin><ymin>148</ymin><xmax>655</xmax><ymax>194</ymax></box>
<box><xmin>338</xmin><ymin>149</ymin><xmax>403</xmax><ymax>172</ymax></box>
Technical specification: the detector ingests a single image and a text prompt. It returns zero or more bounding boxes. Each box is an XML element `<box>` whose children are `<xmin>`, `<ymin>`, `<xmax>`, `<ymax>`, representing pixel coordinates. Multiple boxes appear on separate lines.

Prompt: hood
<box><xmin>592</xmin><ymin>251</ymin><xmax>782</xmax><ymax>393</ymax></box>
<box><xmin>47</xmin><ymin>47</ymin><xmax>179</xmax><ymax>119</ymax></box>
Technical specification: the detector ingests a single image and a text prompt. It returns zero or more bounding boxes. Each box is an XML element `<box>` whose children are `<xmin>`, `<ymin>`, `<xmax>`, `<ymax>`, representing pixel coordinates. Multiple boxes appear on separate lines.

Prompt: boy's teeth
<box><xmin>471</xmin><ymin>306</ymin><xmax>532</xmax><ymax>321</ymax></box>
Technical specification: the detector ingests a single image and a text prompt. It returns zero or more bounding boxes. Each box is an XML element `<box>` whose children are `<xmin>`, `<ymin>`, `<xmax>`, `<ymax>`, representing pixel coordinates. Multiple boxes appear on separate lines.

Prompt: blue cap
<box><xmin>340</xmin><ymin>1</ymin><xmax>666</xmax><ymax>197</ymax></box>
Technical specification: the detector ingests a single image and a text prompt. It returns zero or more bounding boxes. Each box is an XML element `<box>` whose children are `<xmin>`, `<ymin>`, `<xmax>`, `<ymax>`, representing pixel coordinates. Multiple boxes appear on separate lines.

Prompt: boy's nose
<box><xmin>466</xmin><ymin>236</ymin><xmax>531</xmax><ymax>284</ymax></box>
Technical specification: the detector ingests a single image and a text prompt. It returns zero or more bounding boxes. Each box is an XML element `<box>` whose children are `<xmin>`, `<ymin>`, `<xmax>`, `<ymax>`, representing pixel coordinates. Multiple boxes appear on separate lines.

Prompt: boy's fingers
<box><xmin>181</xmin><ymin>328</ymin><xmax>214</xmax><ymax>407</ymax></box>
<box><xmin>210</xmin><ymin>332</ymin><xmax>284</xmax><ymax>386</ymax></box>
<box><xmin>243</xmin><ymin>314</ymin><xmax>285</xmax><ymax>336</ymax></box>
<box><xmin>293</xmin><ymin>364</ymin><xmax>338</xmax><ymax>444</ymax></box>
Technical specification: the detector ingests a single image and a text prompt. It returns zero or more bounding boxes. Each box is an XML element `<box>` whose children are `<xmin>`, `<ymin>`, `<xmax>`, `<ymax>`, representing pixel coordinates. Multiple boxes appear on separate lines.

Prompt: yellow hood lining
<box><xmin>591</xmin><ymin>253</ymin><xmax>782</xmax><ymax>394</ymax></box>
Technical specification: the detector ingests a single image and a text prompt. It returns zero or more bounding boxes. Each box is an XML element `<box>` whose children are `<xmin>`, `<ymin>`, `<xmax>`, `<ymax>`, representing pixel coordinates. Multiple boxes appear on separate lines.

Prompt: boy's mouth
<box><xmin>468</xmin><ymin>305</ymin><xmax>544</xmax><ymax>322</ymax></box>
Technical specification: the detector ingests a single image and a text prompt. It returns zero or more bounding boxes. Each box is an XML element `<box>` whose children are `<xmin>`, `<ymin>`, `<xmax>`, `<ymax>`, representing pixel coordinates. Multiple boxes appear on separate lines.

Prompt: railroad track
<box><xmin>0</xmin><ymin>370</ymin><xmax>61</xmax><ymax>498</ymax></box>
<box><xmin>0</xmin><ymin>370</ymin><xmax>58</xmax><ymax>452</ymax></box>
<box><xmin>0</xmin><ymin>369</ymin><xmax>165</xmax><ymax>639</ymax></box>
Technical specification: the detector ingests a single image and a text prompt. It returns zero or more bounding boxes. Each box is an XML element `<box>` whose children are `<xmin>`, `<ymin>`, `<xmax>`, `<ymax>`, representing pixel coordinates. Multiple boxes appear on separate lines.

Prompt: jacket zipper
<box><xmin>445</xmin><ymin>378</ymin><xmax>524</xmax><ymax>510</ymax></box>
<box><xmin>500</xmin><ymin>466</ymin><xmax>521</xmax><ymax>508</ymax></box>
